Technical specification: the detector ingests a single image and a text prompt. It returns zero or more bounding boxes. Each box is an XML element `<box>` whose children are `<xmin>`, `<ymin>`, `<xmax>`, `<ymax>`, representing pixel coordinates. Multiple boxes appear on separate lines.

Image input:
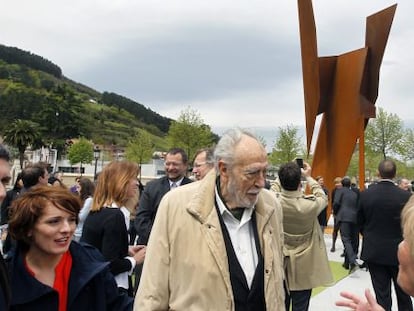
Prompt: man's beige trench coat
<box><xmin>272</xmin><ymin>177</ymin><xmax>333</xmax><ymax>291</ymax></box>
<box><xmin>134</xmin><ymin>170</ymin><xmax>285</xmax><ymax>310</ymax></box>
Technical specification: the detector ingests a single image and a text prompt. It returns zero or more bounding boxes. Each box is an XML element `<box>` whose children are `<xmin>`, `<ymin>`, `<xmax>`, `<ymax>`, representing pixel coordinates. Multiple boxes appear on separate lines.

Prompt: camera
<box><xmin>295</xmin><ymin>158</ymin><xmax>304</xmax><ymax>168</ymax></box>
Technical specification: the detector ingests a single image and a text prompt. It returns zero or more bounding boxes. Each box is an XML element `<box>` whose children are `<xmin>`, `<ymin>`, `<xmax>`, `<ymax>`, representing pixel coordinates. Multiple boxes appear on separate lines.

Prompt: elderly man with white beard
<box><xmin>134</xmin><ymin>128</ymin><xmax>285</xmax><ymax>311</ymax></box>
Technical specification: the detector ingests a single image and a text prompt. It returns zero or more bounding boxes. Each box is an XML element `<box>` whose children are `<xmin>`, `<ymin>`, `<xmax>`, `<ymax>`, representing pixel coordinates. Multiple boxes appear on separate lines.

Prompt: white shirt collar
<box><xmin>170</xmin><ymin>177</ymin><xmax>184</xmax><ymax>187</ymax></box>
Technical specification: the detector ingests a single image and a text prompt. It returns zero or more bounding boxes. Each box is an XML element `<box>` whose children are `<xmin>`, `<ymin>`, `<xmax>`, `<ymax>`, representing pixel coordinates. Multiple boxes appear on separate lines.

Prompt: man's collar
<box><xmin>169</xmin><ymin>177</ymin><xmax>184</xmax><ymax>187</ymax></box>
<box><xmin>377</xmin><ymin>179</ymin><xmax>395</xmax><ymax>183</ymax></box>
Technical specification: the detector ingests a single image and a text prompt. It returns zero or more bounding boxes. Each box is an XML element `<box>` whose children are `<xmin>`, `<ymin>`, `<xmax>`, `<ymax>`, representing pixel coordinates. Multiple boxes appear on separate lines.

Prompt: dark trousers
<box><xmin>368</xmin><ymin>262</ymin><xmax>413</xmax><ymax>311</ymax></box>
<box><xmin>285</xmin><ymin>286</ymin><xmax>312</xmax><ymax>311</ymax></box>
<box><xmin>339</xmin><ymin>221</ymin><xmax>359</xmax><ymax>265</ymax></box>
<box><xmin>331</xmin><ymin>216</ymin><xmax>343</xmax><ymax>249</ymax></box>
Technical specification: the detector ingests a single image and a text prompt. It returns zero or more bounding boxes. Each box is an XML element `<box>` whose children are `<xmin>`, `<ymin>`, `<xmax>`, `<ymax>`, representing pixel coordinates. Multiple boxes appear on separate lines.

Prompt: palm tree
<box><xmin>3</xmin><ymin>119</ymin><xmax>42</xmax><ymax>169</ymax></box>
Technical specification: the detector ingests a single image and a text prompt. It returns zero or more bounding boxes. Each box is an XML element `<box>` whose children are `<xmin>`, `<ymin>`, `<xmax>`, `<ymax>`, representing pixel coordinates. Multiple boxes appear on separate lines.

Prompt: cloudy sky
<box><xmin>1</xmin><ymin>0</ymin><xmax>413</xmax><ymax>144</ymax></box>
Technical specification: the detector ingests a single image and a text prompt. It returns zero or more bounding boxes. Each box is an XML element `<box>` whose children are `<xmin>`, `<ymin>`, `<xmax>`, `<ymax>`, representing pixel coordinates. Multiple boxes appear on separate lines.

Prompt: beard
<box><xmin>227</xmin><ymin>177</ymin><xmax>258</xmax><ymax>208</ymax></box>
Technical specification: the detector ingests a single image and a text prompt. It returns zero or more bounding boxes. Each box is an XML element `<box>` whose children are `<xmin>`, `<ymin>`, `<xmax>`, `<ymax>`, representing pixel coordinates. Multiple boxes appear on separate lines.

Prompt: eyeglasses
<box><xmin>193</xmin><ymin>162</ymin><xmax>207</xmax><ymax>168</ymax></box>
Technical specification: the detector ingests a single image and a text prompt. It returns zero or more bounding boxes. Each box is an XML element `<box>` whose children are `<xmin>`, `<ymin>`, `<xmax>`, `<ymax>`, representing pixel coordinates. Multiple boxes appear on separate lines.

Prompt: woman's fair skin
<box><xmin>126</xmin><ymin>177</ymin><xmax>139</xmax><ymax>199</ymax></box>
<box><xmin>25</xmin><ymin>202</ymin><xmax>77</xmax><ymax>287</ymax></box>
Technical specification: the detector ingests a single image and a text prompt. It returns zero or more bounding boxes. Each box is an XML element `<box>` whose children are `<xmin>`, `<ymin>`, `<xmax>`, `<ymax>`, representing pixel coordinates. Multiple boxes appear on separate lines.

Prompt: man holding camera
<box><xmin>271</xmin><ymin>160</ymin><xmax>332</xmax><ymax>311</ymax></box>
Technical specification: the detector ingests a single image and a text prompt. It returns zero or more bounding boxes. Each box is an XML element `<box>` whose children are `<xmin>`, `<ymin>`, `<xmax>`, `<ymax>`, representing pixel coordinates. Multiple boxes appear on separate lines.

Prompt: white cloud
<box><xmin>1</xmin><ymin>0</ymin><xmax>413</xmax><ymax>131</ymax></box>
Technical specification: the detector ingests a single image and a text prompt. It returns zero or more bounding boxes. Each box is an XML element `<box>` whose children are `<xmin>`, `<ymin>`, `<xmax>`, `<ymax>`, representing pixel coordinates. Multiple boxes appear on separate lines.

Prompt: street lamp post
<box><xmin>93</xmin><ymin>146</ymin><xmax>101</xmax><ymax>181</ymax></box>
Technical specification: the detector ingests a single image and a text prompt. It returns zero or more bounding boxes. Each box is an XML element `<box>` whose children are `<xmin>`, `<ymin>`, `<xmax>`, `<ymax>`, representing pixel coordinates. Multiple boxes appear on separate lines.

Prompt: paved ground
<box><xmin>309</xmin><ymin>232</ymin><xmax>375</xmax><ymax>310</ymax></box>
<box><xmin>309</xmin><ymin>231</ymin><xmax>411</xmax><ymax>310</ymax></box>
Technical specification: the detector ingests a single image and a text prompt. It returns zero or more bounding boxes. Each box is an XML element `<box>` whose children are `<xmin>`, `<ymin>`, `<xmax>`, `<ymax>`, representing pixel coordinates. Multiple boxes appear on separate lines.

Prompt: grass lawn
<box><xmin>312</xmin><ymin>261</ymin><xmax>348</xmax><ymax>297</ymax></box>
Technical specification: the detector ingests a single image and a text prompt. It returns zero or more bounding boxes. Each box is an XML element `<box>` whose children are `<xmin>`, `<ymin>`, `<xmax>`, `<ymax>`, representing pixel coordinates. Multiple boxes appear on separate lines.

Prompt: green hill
<box><xmin>0</xmin><ymin>43</ymin><xmax>173</xmax><ymax>153</ymax></box>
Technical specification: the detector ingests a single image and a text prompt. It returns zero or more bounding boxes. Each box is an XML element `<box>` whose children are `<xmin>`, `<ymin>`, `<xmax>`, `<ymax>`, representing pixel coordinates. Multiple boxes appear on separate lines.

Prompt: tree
<box><xmin>67</xmin><ymin>137</ymin><xmax>93</xmax><ymax>175</ymax></box>
<box><xmin>401</xmin><ymin>128</ymin><xmax>414</xmax><ymax>162</ymax></box>
<box><xmin>125</xmin><ymin>130</ymin><xmax>154</xmax><ymax>174</ymax></box>
<box><xmin>269</xmin><ymin>125</ymin><xmax>303</xmax><ymax>165</ymax></box>
<box><xmin>3</xmin><ymin>119</ymin><xmax>42</xmax><ymax>169</ymax></box>
<box><xmin>166</xmin><ymin>107</ymin><xmax>214</xmax><ymax>161</ymax></box>
<box><xmin>365</xmin><ymin>107</ymin><xmax>405</xmax><ymax>159</ymax></box>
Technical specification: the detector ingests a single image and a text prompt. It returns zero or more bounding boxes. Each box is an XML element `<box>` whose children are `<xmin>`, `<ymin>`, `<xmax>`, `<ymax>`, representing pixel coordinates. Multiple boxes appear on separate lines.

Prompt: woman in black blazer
<box><xmin>81</xmin><ymin>161</ymin><xmax>146</xmax><ymax>294</ymax></box>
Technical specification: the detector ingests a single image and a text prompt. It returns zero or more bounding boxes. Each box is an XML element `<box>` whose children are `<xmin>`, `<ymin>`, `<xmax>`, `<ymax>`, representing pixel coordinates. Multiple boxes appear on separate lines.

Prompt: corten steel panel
<box><xmin>297</xmin><ymin>0</ymin><xmax>320</xmax><ymax>153</ymax></box>
<box><xmin>318</xmin><ymin>56</ymin><xmax>337</xmax><ymax>115</ymax></box>
<box><xmin>312</xmin><ymin>49</ymin><xmax>368</xmax><ymax>192</ymax></box>
<box><xmin>362</xmin><ymin>4</ymin><xmax>397</xmax><ymax>105</ymax></box>
<box><xmin>297</xmin><ymin>0</ymin><xmax>397</xmax><ymax>195</ymax></box>
<box><xmin>362</xmin><ymin>4</ymin><xmax>397</xmax><ymax>127</ymax></box>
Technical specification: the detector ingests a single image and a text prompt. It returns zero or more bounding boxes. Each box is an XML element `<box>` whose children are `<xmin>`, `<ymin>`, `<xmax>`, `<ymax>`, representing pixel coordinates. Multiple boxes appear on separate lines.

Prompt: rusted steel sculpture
<box><xmin>297</xmin><ymin>0</ymin><xmax>397</xmax><ymax>195</ymax></box>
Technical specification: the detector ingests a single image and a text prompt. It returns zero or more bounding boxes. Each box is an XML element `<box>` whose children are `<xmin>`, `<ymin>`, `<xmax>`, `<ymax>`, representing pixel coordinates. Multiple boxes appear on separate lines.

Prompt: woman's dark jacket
<box><xmin>7</xmin><ymin>241</ymin><xmax>132</xmax><ymax>310</ymax></box>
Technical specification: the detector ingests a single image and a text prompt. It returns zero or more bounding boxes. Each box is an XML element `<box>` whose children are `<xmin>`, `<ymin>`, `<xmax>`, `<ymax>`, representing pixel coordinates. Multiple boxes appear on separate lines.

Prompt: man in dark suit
<box><xmin>359</xmin><ymin>159</ymin><xmax>413</xmax><ymax>311</ymax></box>
<box><xmin>333</xmin><ymin>176</ymin><xmax>361</xmax><ymax>272</ymax></box>
<box><xmin>135</xmin><ymin>147</ymin><xmax>193</xmax><ymax>245</ymax></box>
<box><xmin>133</xmin><ymin>148</ymin><xmax>192</xmax><ymax>293</ymax></box>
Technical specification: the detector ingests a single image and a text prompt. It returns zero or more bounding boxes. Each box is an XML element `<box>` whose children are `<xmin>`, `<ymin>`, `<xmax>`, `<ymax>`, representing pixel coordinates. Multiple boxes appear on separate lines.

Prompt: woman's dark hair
<box><xmin>79</xmin><ymin>177</ymin><xmax>95</xmax><ymax>202</ymax></box>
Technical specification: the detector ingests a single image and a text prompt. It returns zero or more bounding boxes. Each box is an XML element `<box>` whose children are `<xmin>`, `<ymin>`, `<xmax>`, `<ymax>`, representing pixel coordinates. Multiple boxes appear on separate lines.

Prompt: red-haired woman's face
<box><xmin>28</xmin><ymin>202</ymin><xmax>76</xmax><ymax>257</ymax></box>
<box><xmin>126</xmin><ymin>177</ymin><xmax>138</xmax><ymax>198</ymax></box>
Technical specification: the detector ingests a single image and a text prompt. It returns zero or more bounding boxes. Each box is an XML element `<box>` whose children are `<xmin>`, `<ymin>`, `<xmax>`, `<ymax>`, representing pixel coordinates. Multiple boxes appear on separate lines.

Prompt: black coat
<box><xmin>317</xmin><ymin>187</ymin><xmax>329</xmax><ymax>226</ymax></box>
<box><xmin>333</xmin><ymin>187</ymin><xmax>358</xmax><ymax>223</ymax></box>
<box><xmin>134</xmin><ymin>176</ymin><xmax>192</xmax><ymax>244</ymax></box>
<box><xmin>0</xmin><ymin>255</ymin><xmax>10</xmax><ymax>311</ymax></box>
<box><xmin>359</xmin><ymin>180</ymin><xmax>412</xmax><ymax>265</ymax></box>
<box><xmin>81</xmin><ymin>207</ymin><xmax>131</xmax><ymax>276</ymax></box>
<box><xmin>8</xmin><ymin>242</ymin><xmax>132</xmax><ymax>311</ymax></box>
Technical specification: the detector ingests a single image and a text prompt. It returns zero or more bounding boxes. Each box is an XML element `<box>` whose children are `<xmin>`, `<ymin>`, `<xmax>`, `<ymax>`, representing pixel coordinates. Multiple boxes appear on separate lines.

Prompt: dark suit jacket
<box><xmin>333</xmin><ymin>187</ymin><xmax>358</xmax><ymax>223</ymax></box>
<box><xmin>317</xmin><ymin>187</ymin><xmax>329</xmax><ymax>226</ymax></box>
<box><xmin>0</xmin><ymin>255</ymin><xmax>10</xmax><ymax>311</ymax></box>
<box><xmin>359</xmin><ymin>180</ymin><xmax>412</xmax><ymax>265</ymax></box>
<box><xmin>134</xmin><ymin>176</ymin><xmax>192</xmax><ymax>244</ymax></box>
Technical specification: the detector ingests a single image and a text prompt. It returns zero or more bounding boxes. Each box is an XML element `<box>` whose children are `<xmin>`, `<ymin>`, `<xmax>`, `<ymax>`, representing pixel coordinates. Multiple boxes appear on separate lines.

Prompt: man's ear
<box><xmin>218</xmin><ymin>160</ymin><xmax>228</xmax><ymax>177</ymax></box>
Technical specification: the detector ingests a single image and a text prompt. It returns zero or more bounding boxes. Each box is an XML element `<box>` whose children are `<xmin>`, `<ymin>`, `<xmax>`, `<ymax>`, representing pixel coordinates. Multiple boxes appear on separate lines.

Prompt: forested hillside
<box><xmin>0</xmin><ymin>44</ymin><xmax>173</xmax><ymax>154</ymax></box>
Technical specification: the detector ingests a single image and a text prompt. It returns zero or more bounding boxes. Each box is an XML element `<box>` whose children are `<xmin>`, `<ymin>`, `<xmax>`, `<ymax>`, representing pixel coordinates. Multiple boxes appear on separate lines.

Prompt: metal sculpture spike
<box><xmin>297</xmin><ymin>0</ymin><xmax>397</xmax><ymax>194</ymax></box>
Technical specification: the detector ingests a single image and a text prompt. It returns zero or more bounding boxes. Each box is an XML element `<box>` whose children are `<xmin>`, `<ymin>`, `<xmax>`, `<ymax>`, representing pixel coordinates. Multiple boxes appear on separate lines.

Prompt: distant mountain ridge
<box><xmin>0</xmin><ymin>44</ymin><xmax>62</xmax><ymax>78</ymax></box>
<box><xmin>0</xmin><ymin>43</ymin><xmax>173</xmax><ymax>152</ymax></box>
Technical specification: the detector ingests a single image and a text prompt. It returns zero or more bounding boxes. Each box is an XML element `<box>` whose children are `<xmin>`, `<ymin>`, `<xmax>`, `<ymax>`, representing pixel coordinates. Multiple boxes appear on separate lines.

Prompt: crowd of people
<box><xmin>1</xmin><ymin>128</ymin><xmax>414</xmax><ymax>310</ymax></box>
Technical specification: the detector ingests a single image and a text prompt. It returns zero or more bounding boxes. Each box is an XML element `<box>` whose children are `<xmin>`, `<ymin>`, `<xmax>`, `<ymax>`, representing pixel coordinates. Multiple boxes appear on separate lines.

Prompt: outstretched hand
<box><xmin>335</xmin><ymin>289</ymin><xmax>385</xmax><ymax>311</ymax></box>
<box><xmin>302</xmin><ymin>161</ymin><xmax>311</xmax><ymax>178</ymax></box>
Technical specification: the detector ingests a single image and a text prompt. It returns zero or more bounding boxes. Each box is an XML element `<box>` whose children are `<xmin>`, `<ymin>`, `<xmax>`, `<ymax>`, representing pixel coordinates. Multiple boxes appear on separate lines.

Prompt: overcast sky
<box><xmin>1</xmin><ymin>0</ymin><xmax>413</xmax><ymax>143</ymax></box>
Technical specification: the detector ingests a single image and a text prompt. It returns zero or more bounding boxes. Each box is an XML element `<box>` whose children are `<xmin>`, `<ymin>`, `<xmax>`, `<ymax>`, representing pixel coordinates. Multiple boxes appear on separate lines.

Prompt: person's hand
<box><xmin>133</xmin><ymin>246</ymin><xmax>146</xmax><ymax>264</ymax></box>
<box><xmin>335</xmin><ymin>289</ymin><xmax>385</xmax><ymax>311</ymax></box>
<box><xmin>302</xmin><ymin>161</ymin><xmax>312</xmax><ymax>178</ymax></box>
<box><xmin>129</xmin><ymin>244</ymin><xmax>145</xmax><ymax>256</ymax></box>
